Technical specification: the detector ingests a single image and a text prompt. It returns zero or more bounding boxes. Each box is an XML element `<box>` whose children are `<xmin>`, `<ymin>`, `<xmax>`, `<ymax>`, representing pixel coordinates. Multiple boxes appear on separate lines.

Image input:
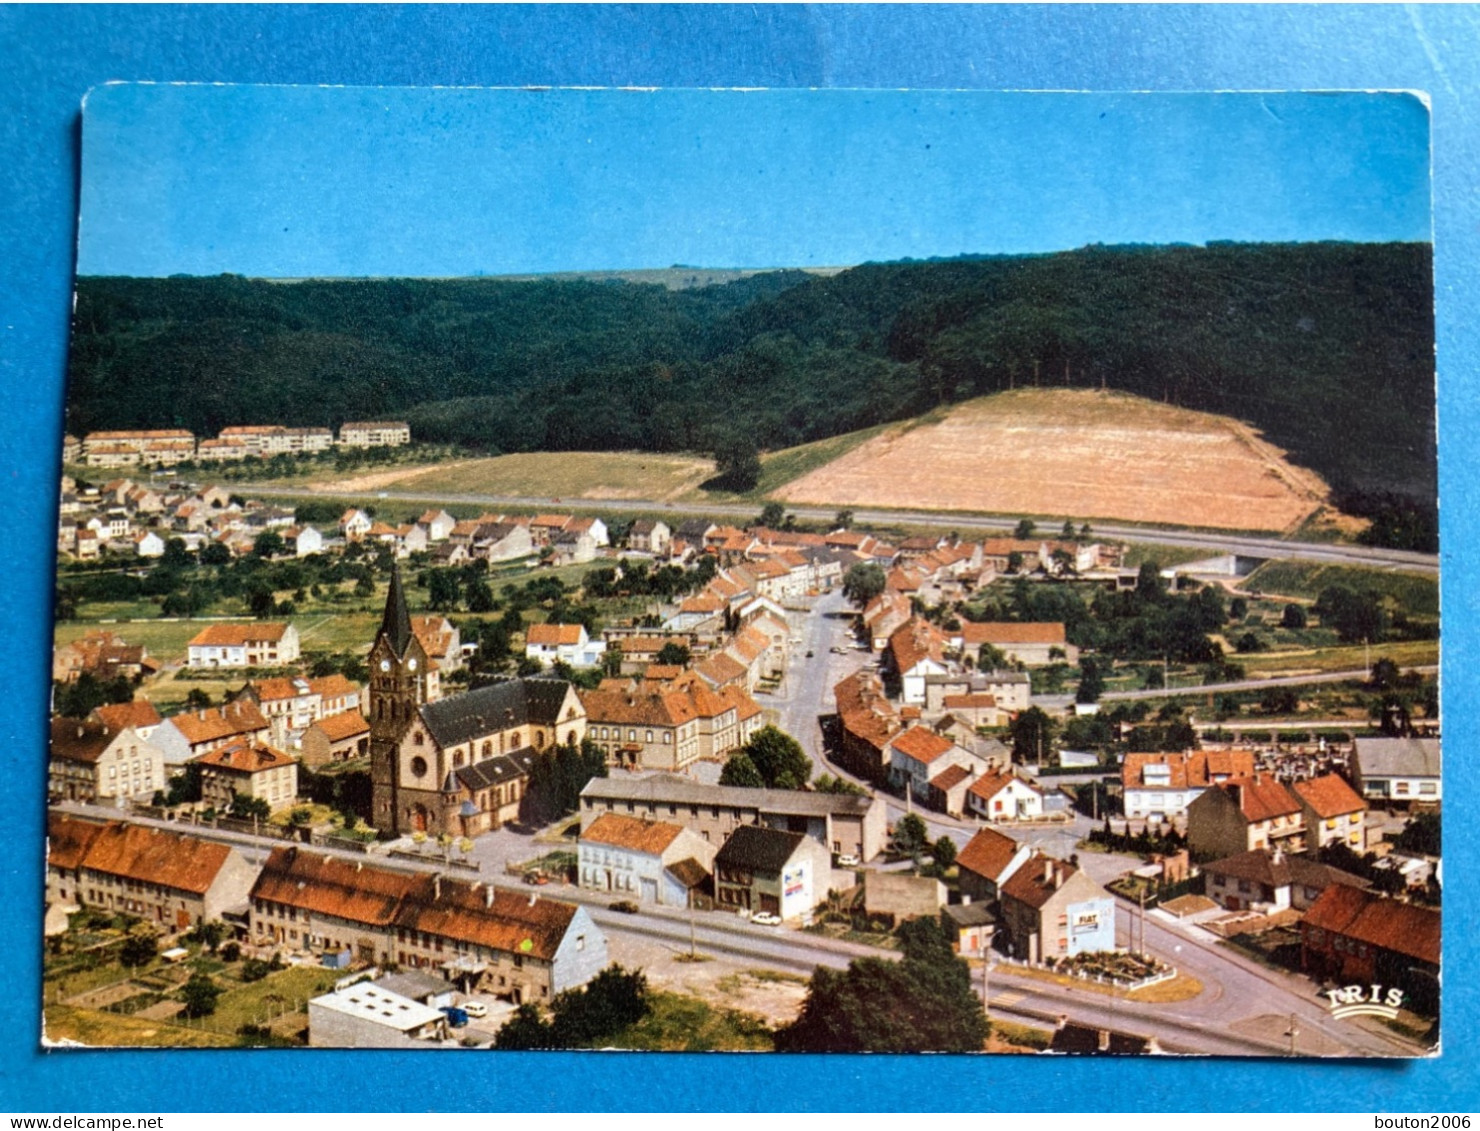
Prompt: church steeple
<box><xmin>379</xmin><ymin>565</ymin><xmax>414</xmax><ymax>657</ymax></box>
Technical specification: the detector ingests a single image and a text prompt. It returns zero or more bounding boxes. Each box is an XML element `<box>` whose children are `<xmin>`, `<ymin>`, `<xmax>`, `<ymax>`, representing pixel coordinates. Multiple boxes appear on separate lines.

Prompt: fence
<box><xmin>996</xmin><ymin>953</ymin><xmax>1177</xmax><ymax>992</ymax></box>
<box><xmin>389</xmin><ymin>848</ymin><xmax>480</xmax><ymax>872</ymax></box>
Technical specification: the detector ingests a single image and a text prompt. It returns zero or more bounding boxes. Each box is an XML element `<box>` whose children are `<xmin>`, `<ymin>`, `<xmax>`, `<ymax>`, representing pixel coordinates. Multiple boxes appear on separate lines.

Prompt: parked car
<box><xmin>835</xmin><ymin>854</ymin><xmax>861</xmax><ymax>868</ymax></box>
<box><xmin>750</xmin><ymin>911</ymin><xmax>782</xmax><ymax>926</ymax></box>
<box><xmin>440</xmin><ymin>1006</ymin><xmax>470</xmax><ymax>1028</ymax></box>
<box><xmin>610</xmin><ymin>900</ymin><xmax>640</xmax><ymax>914</ymax></box>
<box><xmin>522</xmin><ymin>870</ymin><xmax>549</xmax><ymax>886</ymax></box>
<box><xmin>462</xmin><ymin>1001</ymin><xmax>488</xmax><ymax>1019</ymax></box>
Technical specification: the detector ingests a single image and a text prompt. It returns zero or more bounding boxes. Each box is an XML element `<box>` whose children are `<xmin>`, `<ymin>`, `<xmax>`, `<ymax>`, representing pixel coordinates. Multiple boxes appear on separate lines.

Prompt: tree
<box><xmin>549</xmin><ymin>966</ymin><xmax>651</xmax><ymax>1047</ymax></box>
<box><xmin>1234</xmin><ymin>632</ymin><xmax>1262</xmax><ymax>654</ymax></box>
<box><xmin>757</xmin><ymin>502</ymin><xmax>786</xmax><ymax>529</ymax></box>
<box><xmin>813</xmin><ymin>773</ymin><xmax>868</xmax><ymax>796</ymax></box>
<box><xmin>776</xmin><ymin>919</ymin><xmax>988</xmax><ymax>1052</ymax></box>
<box><xmin>494</xmin><ymin>1004</ymin><xmax>556</xmax><ymax>1050</ymax></box>
<box><xmin>190</xmin><ymin>920</ymin><xmax>226</xmax><ymax>954</ymax></box>
<box><xmin>718</xmin><ymin>751</ymin><xmax>765</xmax><ymax>788</ymax></box>
<box><xmin>427</xmin><ymin>569</ymin><xmax>461</xmax><ymax>612</ymax></box>
<box><xmin>161</xmin><ymin>537</ymin><xmax>192</xmax><ymax>568</ymax></box>
<box><xmin>740</xmin><ymin>725</ymin><xmax>812</xmax><ymax>789</ymax></box>
<box><xmin>841</xmin><ymin>562</ymin><xmax>887</xmax><ymax>608</ymax></box>
<box><xmin>1281</xmin><ymin>603</ymin><xmax>1308</xmax><ymax>630</ymax></box>
<box><xmin>1006</xmin><ymin>550</ymin><xmax>1024</xmax><ymax>574</ymax></box>
<box><xmin>931</xmin><ymin>836</ymin><xmax>958</xmax><ymax>872</ymax></box>
<box><xmin>712</xmin><ymin>435</ymin><xmax>762</xmax><ymax>492</ymax></box>
<box><xmin>1394</xmin><ymin>812</ymin><xmax>1441</xmax><ymax>857</ymax></box>
<box><xmin>180</xmin><ymin>974</ymin><xmax>223</xmax><ymax>1018</ymax></box>
<box><xmin>892</xmin><ymin>813</ymin><xmax>929</xmax><ymax>860</ymax></box>
<box><xmin>1075</xmin><ymin>656</ymin><xmax>1105</xmax><ymax>704</ymax></box>
<box><xmin>1061</xmin><ymin>519</ymin><xmax>1076</xmax><ymax>540</ymax></box>
<box><xmin>466</xmin><ymin>578</ymin><xmax>495</xmax><ymax>613</ymax></box>
<box><xmin>655</xmin><ymin>642</ymin><xmax>691</xmax><ymax>667</ymax></box>
<box><xmin>1369</xmin><ymin>657</ymin><xmax>1402</xmax><ymax>691</ymax></box>
<box><xmin>1010</xmin><ymin>706</ymin><xmax>1057</xmax><ymax>765</ymax></box>
<box><xmin>229</xmin><ymin>793</ymin><xmax>271</xmax><ymax>821</ymax></box>
<box><xmin>201</xmin><ymin>540</ymin><xmax>232</xmax><ymax>566</ymax></box>
<box><xmin>119</xmin><ymin>927</ymin><xmax>158</xmax><ymax>968</ymax></box>
<box><xmin>976</xmin><ymin>642</ymin><xmax>1009</xmax><ymax>672</ymax></box>
<box><xmin>252</xmin><ymin>530</ymin><xmax>285</xmax><ymax>559</ymax></box>
<box><xmin>834</xmin><ymin>510</ymin><xmax>854</xmax><ymax>530</ymax></box>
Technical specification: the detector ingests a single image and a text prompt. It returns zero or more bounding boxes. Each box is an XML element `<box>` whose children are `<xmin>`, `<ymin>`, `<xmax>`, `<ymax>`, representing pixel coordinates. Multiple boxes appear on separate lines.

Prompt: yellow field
<box><xmin>773</xmin><ymin>388</ymin><xmax>1344</xmax><ymax>534</ymax></box>
<box><xmin>302</xmin><ymin>451</ymin><xmax>715</xmax><ymax>502</ymax></box>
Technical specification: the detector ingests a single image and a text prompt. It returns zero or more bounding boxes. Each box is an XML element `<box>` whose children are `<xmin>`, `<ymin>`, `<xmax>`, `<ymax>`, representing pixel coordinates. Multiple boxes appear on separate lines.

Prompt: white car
<box><xmin>462</xmin><ymin>1001</ymin><xmax>488</xmax><ymax>1019</ymax></box>
<box><xmin>835</xmin><ymin>854</ymin><xmax>861</xmax><ymax>868</ymax></box>
<box><xmin>749</xmin><ymin>911</ymin><xmax>782</xmax><ymax>926</ymax></box>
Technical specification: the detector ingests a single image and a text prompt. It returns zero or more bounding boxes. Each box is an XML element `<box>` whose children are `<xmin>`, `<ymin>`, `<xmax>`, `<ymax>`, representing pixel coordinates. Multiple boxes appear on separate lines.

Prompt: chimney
<box><xmin>487</xmin><ymin>886</ymin><xmax>495</xmax><ymax>909</ymax></box>
<box><xmin>961</xmin><ymin>894</ymin><xmax>971</xmax><ymax>906</ymax></box>
<box><xmin>1098</xmin><ymin>1029</ymin><xmax>1111</xmax><ymax>1053</ymax></box>
<box><xmin>528</xmin><ymin>891</ymin><xmax>537</xmax><ymax>908</ymax></box>
<box><xmin>433</xmin><ymin>876</ymin><xmax>441</xmax><ymax>901</ymax></box>
<box><xmin>76</xmin><ymin>724</ymin><xmax>84</xmax><ymax>738</ymax></box>
<box><xmin>1043</xmin><ymin>858</ymin><xmax>1053</xmax><ymax>884</ymax></box>
<box><xmin>1053</xmin><ymin>866</ymin><xmax>1063</xmax><ymax>890</ymax></box>
<box><xmin>1270</xmin><ymin>847</ymin><xmax>1284</xmax><ymax>866</ymax></box>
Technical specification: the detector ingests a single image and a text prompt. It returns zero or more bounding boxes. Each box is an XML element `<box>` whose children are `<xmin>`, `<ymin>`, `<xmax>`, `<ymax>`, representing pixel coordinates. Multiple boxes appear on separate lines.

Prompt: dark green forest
<box><xmin>68</xmin><ymin>242</ymin><xmax>1435</xmax><ymax>541</ymax></box>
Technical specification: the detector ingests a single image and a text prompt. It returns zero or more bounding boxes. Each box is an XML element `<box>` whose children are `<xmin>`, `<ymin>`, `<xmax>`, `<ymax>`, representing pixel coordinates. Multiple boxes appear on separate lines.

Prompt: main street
<box><xmin>245</xmin><ymin>483</ymin><xmax>1439</xmax><ymax>573</ymax></box>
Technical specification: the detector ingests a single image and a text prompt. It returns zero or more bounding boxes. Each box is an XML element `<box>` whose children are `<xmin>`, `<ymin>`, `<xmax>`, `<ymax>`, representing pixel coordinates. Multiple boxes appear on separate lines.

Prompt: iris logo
<box><xmin>1323</xmin><ymin>984</ymin><xmax>1405</xmax><ymax>1020</ymax></box>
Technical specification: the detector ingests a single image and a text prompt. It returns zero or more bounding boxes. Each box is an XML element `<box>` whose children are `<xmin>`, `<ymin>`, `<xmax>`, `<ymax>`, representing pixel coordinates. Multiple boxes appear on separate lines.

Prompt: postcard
<box><xmin>45</xmin><ymin>84</ymin><xmax>1438</xmax><ymax>1056</ymax></box>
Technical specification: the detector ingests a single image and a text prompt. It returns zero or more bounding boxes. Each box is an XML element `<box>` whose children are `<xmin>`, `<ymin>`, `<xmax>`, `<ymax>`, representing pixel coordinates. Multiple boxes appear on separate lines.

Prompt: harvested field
<box><xmin>773</xmin><ymin>388</ymin><xmax>1341</xmax><ymax>534</ymax></box>
<box><xmin>305</xmin><ymin>451</ymin><xmax>714</xmax><ymax>502</ymax></box>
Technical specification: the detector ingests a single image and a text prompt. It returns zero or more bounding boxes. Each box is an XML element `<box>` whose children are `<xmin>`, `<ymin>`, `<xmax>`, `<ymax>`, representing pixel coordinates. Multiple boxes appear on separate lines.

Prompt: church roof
<box><xmin>418</xmin><ymin>679</ymin><xmax>571</xmax><ymax>749</ymax></box>
<box><xmin>378</xmin><ymin>565</ymin><xmax>414</xmax><ymax>658</ymax></box>
<box><xmin>448</xmin><ymin>748</ymin><xmax>539</xmax><ymax>793</ymax></box>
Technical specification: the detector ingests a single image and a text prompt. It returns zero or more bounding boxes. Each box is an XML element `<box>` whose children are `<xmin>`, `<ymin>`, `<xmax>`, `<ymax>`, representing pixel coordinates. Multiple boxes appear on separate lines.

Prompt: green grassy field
<box><xmin>375</xmin><ymin>450</ymin><xmax>717</xmax><ymax>502</ymax></box>
<box><xmin>1238</xmin><ymin>639</ymin><xmax>1439</xmax><ymax>677</ymax></box>
<box><xmin>1244</xmin><ymin>561</ymin><xmax>1439</xmax><ymax>616</ymax></box>
<box><xmin>604</xmin><ymin>990</ymin><xmax>775</xmax><ymax>1051</ymax></box>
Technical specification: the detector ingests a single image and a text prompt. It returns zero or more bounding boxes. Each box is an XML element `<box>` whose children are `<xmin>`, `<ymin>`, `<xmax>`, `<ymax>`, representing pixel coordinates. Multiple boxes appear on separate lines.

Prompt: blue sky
<box><xmin>79</xmin><ymin>84</ymin><xmax>1432</xmax><ymax>277</ymax></box>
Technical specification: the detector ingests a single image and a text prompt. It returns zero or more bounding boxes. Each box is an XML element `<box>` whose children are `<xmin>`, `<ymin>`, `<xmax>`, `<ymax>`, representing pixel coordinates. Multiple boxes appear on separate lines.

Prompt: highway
<box><xmin>243</xmin><ymin>483</ymin><xmax>1439</xmax><ymax>574</ymax></box>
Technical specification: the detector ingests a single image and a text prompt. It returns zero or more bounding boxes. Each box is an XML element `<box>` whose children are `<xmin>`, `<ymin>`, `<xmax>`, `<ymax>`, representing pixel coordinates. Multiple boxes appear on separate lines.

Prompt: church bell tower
<box><xmin>369</xmin><ymin>566</ymin><xmax>430</xmax><ymax>834</ymax></box>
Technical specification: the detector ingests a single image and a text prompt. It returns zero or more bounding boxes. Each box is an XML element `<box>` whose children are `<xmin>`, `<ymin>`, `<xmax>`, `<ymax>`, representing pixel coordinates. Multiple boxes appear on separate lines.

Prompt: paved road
<box><xmin>244</xmin><ymin>484</ymin><xmax>1439</xmax><ymax>573</ymax></box>
<box><xmin>1102</xmin><ymin>665</ymin><xmax>1438</xmax><ymax>702</ymax></box>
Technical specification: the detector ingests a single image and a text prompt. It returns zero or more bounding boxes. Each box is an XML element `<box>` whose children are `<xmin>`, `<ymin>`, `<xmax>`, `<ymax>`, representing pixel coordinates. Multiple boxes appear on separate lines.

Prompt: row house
<box><xmin>338</xmin><ymin>421</ymin><xmax>410</xmax><ymax>447</ymax></box>
<box><xmin>418</xmin><ymin>509</ymin><xmax>457</xmax><ymax>541</ymax></box>
<box><xmin>886</xmin><ymin>726</ymin><xmax>982</xmax><ymax>802</ymax></box>
<box><xmin>884</xmin><ymin>618</ymin><xmax>951</xmax><ymax>706</ymax></box>
<box><xmin>1121</xmin><ymin>749</ymin><xmax>1255</xmax><ymax>820</ymax></box>
<box><xmin>62</xmin><ymin>433</ymin><xmax>81</xmax><ymax>463</ymax></box>
<box><xmin>468</xmin><ymin>521</ymin><xmax>535</xmax><ymax>563</ymax></box>
<box><xmin>578</xmin><ymin>813</ymin><xmax>716</xmax><ymax>907</ymax></box>
<box><xmin>300</xmin><ymin>710</ymin><xmax>371</xmax><ymax>768</ymax></box>
<box><xmin>48</xmin><ymin>716</ymin><xmax>165</xmax><ymax>805</ymax></box>
<box><xmin>713</xmin><ymin>824</ymin><xmax>834</xmax><ymax>920</ymax></box>
<box><xmin>150</xmin><ymin>699</ymin><xmax>272</xmax><ymax>768</ymax></box>
<box><xmin>1300</xmin><ymin>885</ymin><xmax>1441</xmax><ymax>1013</ymax></box>
<box><xmin>579</xmin><ymin>772</ymin><xmax>888</xmax><ymax>862</ymax></box>
<box><xmin>281</xmin><ymin>525</ymin><xmax>324</xmax><ymax>557</ymax></box>
<box><xmin>548</xmin><ymin>527</ymin><xmax>599</xmax><ymax>566</ymax></box>
<box><xmin>46</xmin><ymin>814</ymin><xmax>257</xmax><ymax>932</ymax></box>
<box><xmin>92</xmin><ymin>699</ymin><xmax>164</xmax><ymax>741</ymax></box>
<box><xmin>197</xmin><ymin>437</ymin><xmax>250</xmax><ymax>462</ymax></box>
<box><xmin>1187</xmin><ymin>774</ymin><xmax>1307</xmax><ymax>860</ymax></box>
<box><xmin>237</xmin><ymin>673</ymin><xmax>363</xmax><ymax>745</ymax></box>
<box><xmin>81</xmin><ymin>429</ymin><xmax>197</xmax><ymax>467</ymax></box>
<box><xmin>863</xmin><ymin>591</ymin><xmax>913</xmax><ymax>652</ymax></box>
<box><xmin>186</xmin><ymin>622</ymin><xmax>301</xmax><ymax>669</ymax></box>
<box><xmin>832</xmin><ymin>669</ymin><xmax>903</xmax><ymax>785</ymax></box>
<box><xmin>1351</xmin><ymin>736</ymin><xmax>1441</xmax><ymax>808</ymax></box>
<box><xmin>218</xmin><ymin>424</ymin><xmax>334</xmax><ymax>456</ymax></box>
<box><xmin>250</xmin><ymin>847</ymin><xmax>607</xmax><ymax>1004</ymax></box>
<box><xmin>580</xmin><ymin>686</ymin><xmax>704</xmax><ymax>771</ymax></box>
<box><xmin>956</xmin><ymin>825</ymin><xmax>1035</xmax><ymax>904</ymax></box>
<box><xmin>196</xmin><ymin>739</ymin><xmax>300</xmax><ymax>813</ymax></box>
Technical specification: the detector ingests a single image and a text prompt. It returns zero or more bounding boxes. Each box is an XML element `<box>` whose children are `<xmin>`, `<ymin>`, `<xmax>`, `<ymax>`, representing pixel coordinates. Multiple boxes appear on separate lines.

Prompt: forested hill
<box><xmin>68</xmin><ymin>242</ymin><xmax>1435</xmax><ymax>517</ymax></box>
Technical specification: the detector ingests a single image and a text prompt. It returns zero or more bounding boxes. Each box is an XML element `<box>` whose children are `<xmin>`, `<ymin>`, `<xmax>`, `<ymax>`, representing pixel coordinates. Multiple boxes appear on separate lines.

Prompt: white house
<box><xmin>1351</xmin><ymin>736</ymin><xmax>1442</xmax><ymax>807</ymax></box>
<box><xmin>339</xmin><ymin>509</ymin><xmax>373</xmax><ymax>541</ymax></box>
<box><xmin>187</xmin><ymin>622</ymin><xmax>301</xmax><ymax>668</ymax></box>
<box><xmin>577</xmin><ymin>813</ymin><xmax>716</xmax><ymax>907</ymax></box>
<box><xmin>524</xmin><ymin>623</ymin><xmax>607</xmax><ymax>668</ymax></box>
<box><xmin>965</xmin><ymin>768</ymin><xmax>1046</xmax><ymax>823</ymax></box>
<box><xmin>132</xmin><ymin>530</ymin><xmax>165</xmax><ymax>558</ymax></box>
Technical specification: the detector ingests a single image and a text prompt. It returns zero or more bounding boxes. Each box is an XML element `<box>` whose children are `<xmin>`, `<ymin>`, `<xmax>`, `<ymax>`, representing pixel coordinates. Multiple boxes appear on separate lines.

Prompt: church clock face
<box><xmin>380</xmin><ymin>659</ymin><xmax>391</xmax><ymax>672</ymax></box>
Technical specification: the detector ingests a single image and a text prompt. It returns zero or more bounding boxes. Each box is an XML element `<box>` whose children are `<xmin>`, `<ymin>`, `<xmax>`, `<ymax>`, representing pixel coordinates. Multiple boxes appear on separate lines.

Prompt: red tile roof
<box><xmin>959</xmin><ymin>621</ymin><xmax>1066</xmax><ymax>646</ymax></box>
<box><xmin>1224</xmin><ymin>775</ymin><xmax>1302</xmax><ymax>822</ymax></box>
<box><xmin>59</xmin><ymin>817</ymin><xmax>234</xmax><ymax>894</ymax></box>
<box><xmin>167</xmin><ymin>701</ymin><xmax>270</xmax><ymax>746</ymax></box>
<box><xmin>526</xmin><ymin>623</ymin><xmax>585</xmax><ymax>646</ymax></box>
<box><xmin>930</xmin><ymin>763</ymin><xmax>974</xmax><ymax>792</ymax></box>
<box><xmin>1292</xmin><ymin>773</ymin><xmax>1367</xmax><ymax>819</ymax></box>
<box><xmin>1000</xmin><ymin>854</ymin><xmax>1082</xmax><ymax>909</ymax></box>
<box><xmin>188</xmin><ymin>622</ymin><xmax>292</xmax><ymax>647</ymax></box>
<box><xmin>889</xmin><ymin>727</ymin><xmax>956</xmax><ymax>766</ymax></box>
<box><xmin>46</xmin><ymin>813</ymin><xmax>106</xmax><ymax>872</ymax></box>
<box><xmin>967</xmin><ymin>768</ymin><xmax>1043</xmax><ymax>803</ymax></box>
<box><xmin>195</xmin><ymin>739</ymin><xmax>296</xmax><ymax>773</ymax></box>
<box><xmin>50</xmin><ymin>716</ymin><xmax>124</xmax><ymax>764</ymax></box>
<box><xmin>311</xmin><ymin>710</ymin><xmax>370</xmax><ymax>742</ymax></box>
<box><xmin>1303</xmin><ymin>884</ymin><xmax>1440</xmax><ymax>966</ymax></box>
<box><xmin>253</xmin><ymin>846</ymin><xmax>418</xmax><ymax>926</ymax></box>
<box><xmin>582</xmin><ymin>813</ymin><xmax>686</xmax><ymax>855</ymax></box>
<box><xmin>956</xmin><ymin>827</ymin><xmax>1024</xmax><ymax>882</ymax></box>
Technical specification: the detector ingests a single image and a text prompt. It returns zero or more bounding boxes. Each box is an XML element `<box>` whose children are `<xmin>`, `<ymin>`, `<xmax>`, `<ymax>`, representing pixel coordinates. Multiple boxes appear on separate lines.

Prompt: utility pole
<box><xmin>1138</xmin><ymin>887</ymin><xmax>1147</xmax><ymax>958</ymax></box>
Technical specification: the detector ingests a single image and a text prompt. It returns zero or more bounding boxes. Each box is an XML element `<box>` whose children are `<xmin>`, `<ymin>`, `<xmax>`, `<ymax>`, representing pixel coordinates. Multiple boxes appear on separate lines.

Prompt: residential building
<box><xmin>923</xmin><ymin>669</ymin><xmax>1032</xmax><ymax>715</ymax></box>
<box><xmin>411</xmin><ymin>613</ymin><xmax>463</xmax><ymax>687</ymax></box>
<box><xmin>525</xmin><ymin>623</ymin><xmax>608</xmax><ymax>669</ymax></box>
<box><xmin>150</xmin><ymin>700</ymin><xmax>273</xmax><ymax>768</ymax></box>
<box><xmin>998</xmin><ymin>854</ymin><xmax>1117</xmax><ymax>963</ymax></box>
<box><xmin>46</xmin><ymin>814</ymin><xmax>257</xmax><ymax>932</ymax></box>
<box><xmin>369</xmin><ymin>569</ymin><xmax>586</xmax><ymax>837</ymax></box>
<box><xmin>237</xmin><ymin>673</ymin><xmax>363</xmax><ymax>747</ymax></box>
<box><xmin>579</xmin><ymin>773</ymin><xmax>887</xmax><ymax>862</ymax></box>
<box><xmin>1291</xmin><ymin>773</ymin><xmax>1369</xmax><ymax>851</ymax></box>
<box><xmin>250</xmin><ymin>846</ymin><xmax>608</xmax><ymax>1003</ymax></box>
<box><xmin>1203</xmin><ymin>848</ymin><xmax>1369</xmax><ymax>913</ymax></box>
<box><xmin>884</xmin><ymin>618</ymin><xmax>951</xmax><ymax>705</ymax></box>
<box><xmin>1121</xmin><ymin>749</ymin><xmax>1255</xmax><ymax>820</ymax></box>
<box><xmin>956</xmin><ymin>826</ymin><xmax>1034</xmax><ymax>904</ymax></box>
<box><xmin>338</xmin><ymin>421</ymin><xmax>410</xmax><ymax>447</ymax></box>
<box><xmin>628</xmin><ymin>519</ymin><xmax>671</xmax><ymax>555</ymax></box>
<box><xmin>48</xmin><ymin>717</ymin><xmax>164</xmax><ymax>805</ymax></box>
<box><xmin>577</xmin><ymin>813</ymin><xmax>717</xmax><ymax>907</ymax></box>
<box><xmin>886</xmin><ymin>726</ymin><xmax>979</xmax><ymax>801</ymax></box>
<box><xmin>862</xmin><ymin>872</ymin><xmax>946</xmax><ymax>926</ymax></box>
<box><xmin>186</xmin><ymin>622</ymin><xmax>301</xmax><ymax>669</ymax></box>
<box><xmin>1351</xmin><ymin>737</ymin><xmax>1442</xmax><ymax>808</ymax></box>
<box><xmin>1187</xmin><ymin>775</ymin><xmax>1306</xmax><ymax>860</ymax></box>
<box><xmin>965</xmin><ymin>767</ymin><xmax>1047</xmax><ymax>823</ymax></box>
<box><xmin>579</xmin><ymin>686</ymin><xmax>702</xmax><ymax>772</ymax></box>
<box><xmin>713</xmin><ymin>824</ymin><xmax>833</xmax><ymax>920</ymax></box>
<box><xmin>300</xmin><ymin>710</ymin><xmax>371</xmax><ymax>768</ymax></box>
<box><xmin>832</xmin><ymin>670</ymin><xmax>902</xmax><ymax>785</ymax></box>
<box><xmin>339</xmin><ymin>509</ymin><xmax>373</xmax><ymax>541</ymax></box>
<box><xmin>195</xmin><ymin>739</ymin><xmax>300</xmax><ymax>813</ymax></box>
<box><xmin>91</xmin><ymin>699</ymin><xmax>163</xmax><ymax>741</ymax></box>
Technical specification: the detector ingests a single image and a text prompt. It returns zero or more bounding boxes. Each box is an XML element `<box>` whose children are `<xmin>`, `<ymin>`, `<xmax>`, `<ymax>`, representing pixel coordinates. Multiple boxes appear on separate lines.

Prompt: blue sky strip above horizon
<box><xmin>80</xmin><ymin>84</ymin><xmax>1431</xmax><ymax>278</ymax></box>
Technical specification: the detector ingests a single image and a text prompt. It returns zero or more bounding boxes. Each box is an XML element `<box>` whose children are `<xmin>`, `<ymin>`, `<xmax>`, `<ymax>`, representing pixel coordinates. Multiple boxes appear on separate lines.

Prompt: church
<box><xmin>369</xmin><ymin>568</ymin><xmax>587</xmax><ymax>838</ymax></box>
